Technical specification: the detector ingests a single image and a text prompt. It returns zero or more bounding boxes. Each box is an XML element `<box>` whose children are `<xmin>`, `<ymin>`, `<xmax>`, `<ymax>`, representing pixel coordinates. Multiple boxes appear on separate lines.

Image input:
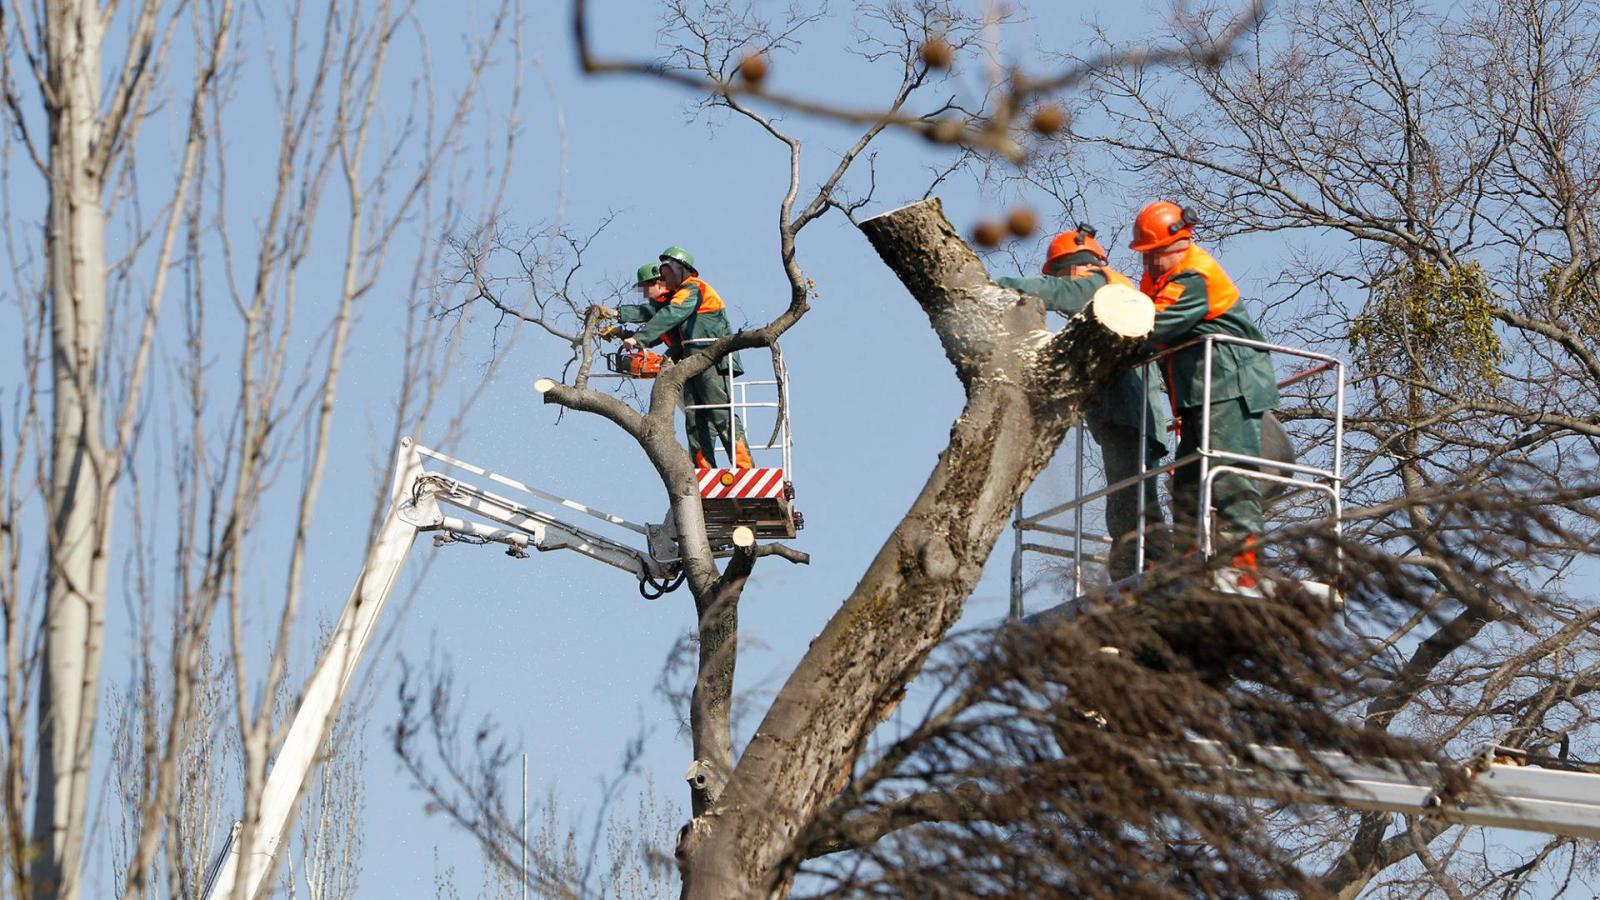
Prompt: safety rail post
<box><xmin>1073</xmin><ymin>425</ymin><xmax>1085</xmax><ymax>598</ymax></box>
<box><xmin>780</xmin><ymin>352</ymin><xmax>793</xmax><ymax>479</ymax></box>
<box><xmin>1136</xmin><ymin>359</ymin><xmax>1151</xmax><ymax>575</ymax></box>
<box><xmin>1010</xmin><ymin>502</ymin><xmax>1025</xmax><ymax>619</ymax></box>
<box><xmin>1198</xmin><ymin>337</ymin><xmax>1215</xmax><ymax>558</ymax></box>
<box><xmin>1332</xmin><ymin>355</ymin><xmax>1346</xmax><ymax>576</ymax></box>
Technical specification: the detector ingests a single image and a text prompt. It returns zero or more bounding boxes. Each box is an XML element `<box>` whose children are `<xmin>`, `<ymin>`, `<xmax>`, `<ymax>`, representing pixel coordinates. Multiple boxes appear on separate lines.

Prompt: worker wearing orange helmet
<box><xmin>998</xmin><ymin>224</ymin><xmax>1171</xmax><ymax>580</ymax></box>
<box><xmin>1130</xmin><ymin>201</ymin><xmax>1279</xmax><ymax>579</ymax></box>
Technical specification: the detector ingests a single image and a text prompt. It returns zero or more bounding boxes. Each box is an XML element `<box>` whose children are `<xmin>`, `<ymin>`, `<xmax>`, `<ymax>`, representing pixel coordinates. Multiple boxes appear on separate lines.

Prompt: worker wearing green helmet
<box><xmin>593</xmin><ymin>261</ymin><xmax>673</xmax><ymax>340</ymax></box>
<box><xmin>616</xmin><ymin>261</ymin><xmax>671</xmax><ymax>320</ymax></box>
<box><xmin>622</xmin><ymin>247</ymin><xmax>751</xmax><ymax>469</ymax></box>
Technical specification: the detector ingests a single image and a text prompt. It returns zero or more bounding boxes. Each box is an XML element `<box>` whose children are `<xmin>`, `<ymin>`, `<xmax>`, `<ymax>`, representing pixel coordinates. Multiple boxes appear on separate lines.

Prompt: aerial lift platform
<box><xmin>607</xmin><ymin>337</ymin><xmax>800</xmax><ymax>540</ymax></box>
<box><xmin>996</xmin><ymin>333</ymin><xmax>1600</xmax><ymax>840</ymax></box>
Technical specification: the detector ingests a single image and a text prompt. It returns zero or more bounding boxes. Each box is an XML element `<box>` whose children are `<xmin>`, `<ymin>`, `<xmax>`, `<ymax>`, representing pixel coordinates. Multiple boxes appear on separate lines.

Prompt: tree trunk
<box><xmin>677</xmin><ymin>199</ymin><xmax>1153</xmax><ymax>898</ymax></box>
<box><xmin>33</xmin><ymin>3</ymin><xmax>112</xmax><ymax>898</ymax></box>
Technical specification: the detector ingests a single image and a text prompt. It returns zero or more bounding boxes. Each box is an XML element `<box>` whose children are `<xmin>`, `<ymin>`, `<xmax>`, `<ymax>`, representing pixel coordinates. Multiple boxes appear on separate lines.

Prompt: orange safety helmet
<box><xmin>1042</xmin><ymin>224</ymin><xmax>1108</xmax><ymax>274</ymax></box>
<box><xmin>1128</xmin><ymin>201</ymin><xmax>1194</xmax><ymax>252</ymax></box>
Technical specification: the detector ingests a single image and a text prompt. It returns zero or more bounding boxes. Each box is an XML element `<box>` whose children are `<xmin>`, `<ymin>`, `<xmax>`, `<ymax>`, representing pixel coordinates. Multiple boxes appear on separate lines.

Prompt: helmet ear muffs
<box><xmin>1170</xmin><ymin>207</ymin><xmax>1195</xmax><ymax>235</ymax></box>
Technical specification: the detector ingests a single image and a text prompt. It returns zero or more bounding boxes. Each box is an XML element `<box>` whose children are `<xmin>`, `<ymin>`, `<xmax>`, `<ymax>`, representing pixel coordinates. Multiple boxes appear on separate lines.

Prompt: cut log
<box><xmin>1090</xmin><ymin>282</ymin><xmax>1156</xmax><ymax>338</ymax></box>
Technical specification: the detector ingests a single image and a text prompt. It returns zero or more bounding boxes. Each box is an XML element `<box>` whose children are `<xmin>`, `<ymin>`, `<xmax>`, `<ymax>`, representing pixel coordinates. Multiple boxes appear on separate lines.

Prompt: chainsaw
<box><xmin>607</xmin><ymin>347</ymin><xmax>666</xmax><ymax>378</ymax></box>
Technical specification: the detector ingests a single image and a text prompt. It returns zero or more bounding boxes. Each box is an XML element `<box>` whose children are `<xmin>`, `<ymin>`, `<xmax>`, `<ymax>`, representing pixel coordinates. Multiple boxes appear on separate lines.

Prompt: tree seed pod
<box><xmin>972</xmin><ymin>221</ymin><xmax>1004</xmax><ymax>248</ymax></box>
<box><xmin>921</xmin><ymin>37</ymin><xmax>954</xmax><ymax>69</ymax></box>
<box><xmin>1007</xmin><ymin>208</ymin><xmax>1039</xmax><ymax>238</ymax></box>
<box><xmin>1031</xmin><ymin>104</ymin><xmax>1065</xmax><ymax>135</ymax></box>
<box><xmin>927</xmin><ymin>118</ymin><xmax>965</xmax><ymax>144</ymax></box>
<box><xmin>739</xmin><ymin>53</ymin><xmax>769</xmax><ymax>85</ymax></box>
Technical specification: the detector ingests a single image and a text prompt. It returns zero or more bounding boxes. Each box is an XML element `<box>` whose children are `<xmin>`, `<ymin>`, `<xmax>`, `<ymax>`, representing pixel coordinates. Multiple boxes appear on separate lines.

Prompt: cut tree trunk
<box><xmin>676</xmin><ymin>198</ymin><xmax>1153</xmax><ymax>899</ymax></box>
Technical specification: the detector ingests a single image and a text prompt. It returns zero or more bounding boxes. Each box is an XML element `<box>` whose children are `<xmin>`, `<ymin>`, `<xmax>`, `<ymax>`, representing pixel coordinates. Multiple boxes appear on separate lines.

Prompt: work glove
<box><xmin>597</xmin><ymin>325</ymin><xmax>629</xmax><ymax>340</ymax></box>
<box><xmin>621</xmin><ymin>337</ymin><xmax>639</xmax><ymax>349</ymax></box>
<box><xmin>591</xmin><ymin>304</ymin><xmax>619</xmax><ymax>321</ymax></box>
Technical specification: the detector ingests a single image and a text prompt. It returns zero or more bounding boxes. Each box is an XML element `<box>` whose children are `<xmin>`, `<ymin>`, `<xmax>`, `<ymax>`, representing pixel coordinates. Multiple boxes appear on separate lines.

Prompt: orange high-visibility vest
<box><xmin>1139</xmin><ymin>245</ymin><xmax>1240</xmax><ymax>318</ymax></box>
<box><xmin>654</xmin><ymin>276</ymin><xmax>727</xmax><ymax>350</ymax></box>
<box><xmin>672</xmin><ymin>276</ymin><xmax>727</xmax><ymax>314</ymax></box>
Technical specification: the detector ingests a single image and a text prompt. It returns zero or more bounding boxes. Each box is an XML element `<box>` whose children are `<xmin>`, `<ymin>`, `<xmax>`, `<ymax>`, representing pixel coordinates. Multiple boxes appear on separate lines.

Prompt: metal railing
<box><xmin>676</xmin><ymin>337</ymin><xmax>793</xmax><ymax>474</ymax></box>
<box><xmin>1009</xmin><ymin>335</ymin><xmax>1345</xmax><ymax>617</ymax></box>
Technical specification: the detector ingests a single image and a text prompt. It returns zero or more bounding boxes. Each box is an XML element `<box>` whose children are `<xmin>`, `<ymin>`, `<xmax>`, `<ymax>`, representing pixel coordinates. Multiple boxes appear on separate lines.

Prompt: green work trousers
<box><xmin>1086</xmin><ymin>418</ymin><xmax>1169</xmax><ymax>581</ymax></box>
<box><xmin>683</xmin><ymin>366</ymin><xmax>746</xmax><ymax>466</ymax></box>
<box><xmin>1171</xmin><ymin>396</ymin><xmax>1265</xmax><ymax>551</ymax></box>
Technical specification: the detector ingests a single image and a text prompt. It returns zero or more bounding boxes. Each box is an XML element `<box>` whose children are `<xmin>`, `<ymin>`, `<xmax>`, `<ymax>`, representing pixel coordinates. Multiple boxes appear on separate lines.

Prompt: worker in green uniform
<box><xmin>621</xmin><ymin>247</ymin><xmax>752</xmax><ymax>469</ymax></box>
<box><xmin>1129</xmin><ymin>202</ymin><xmax>1279</xmax><ymax>583</ymax></box>
<box><xmin>997</xmin><ymin>225</ymin><xmax>1171</xmax><ymax>581</ymax></box>
<box><xmin>602</xmin><ymin>262</ymin><xmax>671</xmax><ymax>338</ymax></box>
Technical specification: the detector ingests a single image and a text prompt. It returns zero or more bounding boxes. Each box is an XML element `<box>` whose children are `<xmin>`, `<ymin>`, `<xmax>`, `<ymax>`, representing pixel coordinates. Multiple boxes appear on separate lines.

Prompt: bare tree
<box><xmin>108</xmin><ymin>644</ymin><xmax>369</xmax><ymax>900</ymax></box>
<box><xmin>0</xmin><ymin>0</ymin><xmax>526</xmax><ymax>896</ymax></box>
<box><xmin>15</xmin><ymin>2</ymin><xmax>231</xmax><ymax>894</ymax></box>
<box><xmin>108</xmin><ymin>649</ymin><xmax>233</xmax><ymax>899</ymax></box>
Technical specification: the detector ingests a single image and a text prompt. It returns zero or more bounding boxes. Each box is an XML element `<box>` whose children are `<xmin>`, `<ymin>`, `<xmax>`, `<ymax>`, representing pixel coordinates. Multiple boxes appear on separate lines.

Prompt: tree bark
<box><xmin>34</xmin><ymin>3</ymin><xmax>113</xmax><ymax>898</ymax></box>
<box><xmin>676</xmin><ymin>198</ymin><xmax>1153</xmax><ymax>898</ymax></box>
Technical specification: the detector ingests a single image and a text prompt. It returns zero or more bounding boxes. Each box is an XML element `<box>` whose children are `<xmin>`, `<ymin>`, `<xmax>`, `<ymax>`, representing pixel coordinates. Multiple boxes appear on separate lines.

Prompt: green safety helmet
<box><xmin>658</xmin><ymin>246</ymin><xmax>697</xmax><ymax>273</ymax></box>
<box><xmin>635</xmin><ymin>262</ymin><xmax>662</xmax><ymax>285</ymax></box>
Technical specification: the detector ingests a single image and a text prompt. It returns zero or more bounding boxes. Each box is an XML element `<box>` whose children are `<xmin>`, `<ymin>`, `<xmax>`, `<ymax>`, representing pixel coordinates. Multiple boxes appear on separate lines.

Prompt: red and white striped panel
<box><xmin>698</xmin><ymin>468</ymin><xmax>786</xmax><ymax>500</ymax></box>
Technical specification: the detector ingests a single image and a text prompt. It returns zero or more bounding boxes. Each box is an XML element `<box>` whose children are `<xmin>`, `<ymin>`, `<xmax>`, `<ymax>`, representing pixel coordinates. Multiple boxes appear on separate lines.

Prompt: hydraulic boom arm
<box><xmin>202</xmin><ymin>438</ymin><xmax>675</xmax><ymax>899</ymax></box>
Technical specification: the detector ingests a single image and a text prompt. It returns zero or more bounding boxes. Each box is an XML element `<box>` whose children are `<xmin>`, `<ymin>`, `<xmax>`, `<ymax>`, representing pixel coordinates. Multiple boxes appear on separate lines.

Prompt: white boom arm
<box><xmin>1172</xmin><ymin>740</ymin><xmax>1600</xmax><ymax>840</ymax></box>
<box><xmin>202</xmin><ymin>438</ymin><xmax>673</xmax><ymax>899</ymax></box>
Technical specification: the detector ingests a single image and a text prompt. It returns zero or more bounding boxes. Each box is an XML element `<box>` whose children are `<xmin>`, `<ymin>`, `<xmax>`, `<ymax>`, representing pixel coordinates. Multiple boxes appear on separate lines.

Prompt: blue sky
<box><xmin>39</xmin><ymin>0</ymin><xmax>1356</xmax><ymax>895</ymax></box>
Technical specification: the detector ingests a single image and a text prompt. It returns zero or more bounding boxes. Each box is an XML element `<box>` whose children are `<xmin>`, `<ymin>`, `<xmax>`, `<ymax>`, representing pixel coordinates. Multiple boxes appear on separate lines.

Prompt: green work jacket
<box><xmin>617</xmin><ymin>301</ymin><xmax>661</xmax><ymax>327</ymax></box>
<box><xmin>1148</xmin><ymin>272</ymin><xmax>1279</xmax><ymax>413</ymax></box>
<box><xmin>998</xmin><ymin>273</ymin><xmax>1169</xmax><ymax>450</ymax></box>
<box><xmin>622</xmin><ymin>278</ymin><xmax>743</xmax><ymax>375</ymax></box>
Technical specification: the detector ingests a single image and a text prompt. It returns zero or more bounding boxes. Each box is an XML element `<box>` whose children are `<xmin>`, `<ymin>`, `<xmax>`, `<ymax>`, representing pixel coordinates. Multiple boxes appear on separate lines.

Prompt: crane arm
<box><xmin>203</xmin><ymin>439</ymin><xmax>436</xmax><ymax>899</ymax></box>
<box><xmin>418</xmin><ymin>471</ymin><xmax>669</xmax><ymax>579</ymax></box>
<box><xmin>203</xmin><ymin>439</ymin><xmax>675</xmax><ymax>899</ymax></box>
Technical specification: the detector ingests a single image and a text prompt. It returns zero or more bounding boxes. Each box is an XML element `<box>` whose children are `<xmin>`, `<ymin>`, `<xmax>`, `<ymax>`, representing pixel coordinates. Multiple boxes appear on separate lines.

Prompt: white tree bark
<box><xmin>34</xmin><ymin>2</ymin><xmax>112</xmax><ymax>896</ymax></box>
<box><xmin>0</xmin><ymin>0</ymin><xmax>512</xmax><ymax>895</ymax></box>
